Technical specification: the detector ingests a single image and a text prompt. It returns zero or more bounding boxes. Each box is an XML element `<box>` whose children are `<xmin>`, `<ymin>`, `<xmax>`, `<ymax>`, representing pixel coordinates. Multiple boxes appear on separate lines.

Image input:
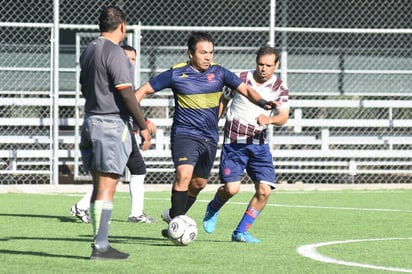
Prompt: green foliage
<box><xmin>1</xmin><ymin>189</ymin><xmax>412</xmax><ymax>273</ymax></box>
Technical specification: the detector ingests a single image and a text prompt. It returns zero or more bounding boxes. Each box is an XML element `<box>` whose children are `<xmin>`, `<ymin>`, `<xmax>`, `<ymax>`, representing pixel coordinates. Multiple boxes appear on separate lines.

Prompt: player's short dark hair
<box><xmin>187</xmin><ymin>32</ymin><xmax>215</xmax><ymax>54</ymax></box>
<box><xmin>99</xmin><ymin>6</ymin><xmax>126</xmax><ymax>33</ymax></box>
<box><xmin>121</xmin><ymin>44</ymin><xmax>136</xmax><ymax>54</ymax></box>
<box><xmin>256</xmin><ymin>45</ymin><xmax>280</xmax><ymax>64</ymax></box>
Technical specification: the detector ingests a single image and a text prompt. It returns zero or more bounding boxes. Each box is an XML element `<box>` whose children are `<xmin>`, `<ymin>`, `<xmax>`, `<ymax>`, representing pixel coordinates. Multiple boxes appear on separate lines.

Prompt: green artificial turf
<box><xmin>1</xmin><ymin>188</ymin><xmax>411</xmax><ymax>273</ymax></box>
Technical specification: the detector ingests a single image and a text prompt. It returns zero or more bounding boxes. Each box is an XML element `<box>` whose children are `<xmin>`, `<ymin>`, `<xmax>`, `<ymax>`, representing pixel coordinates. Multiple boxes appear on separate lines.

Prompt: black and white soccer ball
<box><xmin>167</xmin><ymin>215</ymin><xmax>198</xmax><ymax>246</ymax></box>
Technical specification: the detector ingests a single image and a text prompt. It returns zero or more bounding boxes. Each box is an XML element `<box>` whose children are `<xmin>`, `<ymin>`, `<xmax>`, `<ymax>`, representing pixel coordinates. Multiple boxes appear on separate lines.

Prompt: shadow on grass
<box><xmin>0</xmin><ymin>213</ymin><xmax>78</xmax><ymax>223</ymax></box>
<box><xmin>0</xmin><ymin>249</ymin><xmax>88</xmax><ymax>260</ymax></box>
<box><xmin>0</xmin><ymin>235</ymin><xmax>177</xmax><ymax>260</ymax></box>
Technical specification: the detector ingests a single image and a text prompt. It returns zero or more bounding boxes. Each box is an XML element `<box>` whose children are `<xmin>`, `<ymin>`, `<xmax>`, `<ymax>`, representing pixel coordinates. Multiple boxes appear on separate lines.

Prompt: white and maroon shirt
<box><xmin>224</xmin><ymin>70</ymin><xmax>289</xmax><ymax>145</ymax></box>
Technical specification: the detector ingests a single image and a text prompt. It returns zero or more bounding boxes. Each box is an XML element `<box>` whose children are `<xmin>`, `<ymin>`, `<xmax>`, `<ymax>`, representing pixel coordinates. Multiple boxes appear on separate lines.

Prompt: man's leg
<box><xmin>129</xmin><ymin>174</ymin><xmax>145</xmax><ymax>217</ymax></box>
<box><xmin>71</xmin><ymin>185</ymin><xmax>93</xmax><ymax>223</ymax></box>
<box><xmin>232</xmin><ymin>183</ymin><xmax>272</xmax><ymax>243</ymax></box>
<box><xmin>128</xmin><ymin>174</ymin><xmax>156</xmax><ymax>223</ymax></box>
<box><xmin>184</xmin><ymin>176</ymin><xmax>208</xmax><ymax>213</ymax></box>
<box><xmin>91</xmin><ymin>172</ymin><xmax>118</xmax><ymax>249</ymax></box>
<box><xmin>169</xmin><ymin>164</ymin><xmax>193</xmax><ymax>219</ymax></box>
<box><xmin>90</xmin><ymin>171</ymin><xmax>129</xmax><ymax>260</ymax></box>
<box><xmin>203</xmin><ymin>182</ymin><xmax>240</xmax><ymax>233</ymax></box>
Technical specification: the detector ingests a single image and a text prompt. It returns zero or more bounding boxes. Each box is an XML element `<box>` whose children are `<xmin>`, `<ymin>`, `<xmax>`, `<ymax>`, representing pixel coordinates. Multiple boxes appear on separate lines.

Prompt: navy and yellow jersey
<box><xmin>149</xmin><ymin>61</ymin><xmax>243</xmax><ymax>143</ymax></box>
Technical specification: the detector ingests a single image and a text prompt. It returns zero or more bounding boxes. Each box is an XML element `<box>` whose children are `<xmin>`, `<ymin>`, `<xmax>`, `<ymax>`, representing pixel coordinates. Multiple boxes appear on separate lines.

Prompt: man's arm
<box><xmin>118</xmin><ymin>86</ymin><xmax>151</xmax><ymax>150</ymax></box>
<box><xmin>135</xmin><ymin>82</ymin><xmax>155</xmax><ymax>103</ymax></box>
<box><xmin>218</xmin><ymin>86</ymin><xmax>234</xmax><ymax>118</ymax></box>
<box><xmin>218</xmin><ymin>97</ymin><xmax>230</xmax><ymax>119</ymax></box>
<box><xmin>257</xmin><ymin>107</ymin><xmax>289</xmax><ymax>126</ymax></box>
<box><xmin>134</xmin><ymin>82</ymin><xmax>156</xmax><ymax>150</ymax></box>
<box><xmin>119</xmin><ymin>86</ymin><xmax>147</xmax><ymax>129</ymax></box>
<box><xmin>235</xmin><ymin>82</ymin><xmax>275</xmax><ymax>110</ymax></box>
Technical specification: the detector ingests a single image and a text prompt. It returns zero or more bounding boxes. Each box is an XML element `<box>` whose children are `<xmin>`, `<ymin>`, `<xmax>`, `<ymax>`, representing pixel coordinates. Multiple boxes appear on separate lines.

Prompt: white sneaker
<box><xmin>161</xmin><ymin>209</ymin><xmax>172</xmax><ymax>224</ymax></box>
<box><xmin>70</xmin><ymin>204</ymin><xmax>91</xmax><ymax>223</ymax></box>
<box><xmin>128</xmin><ymin>213</ymin><xmax>157</xmax><ymax>223</ymax></box>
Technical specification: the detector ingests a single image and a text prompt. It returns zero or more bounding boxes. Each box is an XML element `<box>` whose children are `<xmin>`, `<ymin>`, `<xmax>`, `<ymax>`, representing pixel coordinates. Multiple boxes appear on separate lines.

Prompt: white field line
<box><xmin>260</xmin><ymin>202</ymin><xmax>412</xmax><ymax>213</ymax></box>
<box><xmin>144</xmin><ymin>198</ymin><xmax>412</xmax><ymax>214</ymax></box>
<box><xmin>297</xmin><ymin>238</ymin><xmax>412</xmax><ymax>273</ymax></box>
<box><xmin>60</xmin><ymin>193</ymin><xmax>412</xmax><ymax>214</ymax></box>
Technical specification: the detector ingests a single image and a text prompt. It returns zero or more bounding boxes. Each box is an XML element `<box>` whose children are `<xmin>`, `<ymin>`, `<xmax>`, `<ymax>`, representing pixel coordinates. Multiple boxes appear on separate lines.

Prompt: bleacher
<box><xmin>1</xmin><ymin>96</ymin><xmax>411</xmax><ymax>183</ymax></box>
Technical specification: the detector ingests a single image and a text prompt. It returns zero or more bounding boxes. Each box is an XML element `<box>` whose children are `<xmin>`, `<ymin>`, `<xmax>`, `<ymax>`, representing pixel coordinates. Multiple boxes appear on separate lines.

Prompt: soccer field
<box><xmin>1</xmin><ymin>186</ymin><xmax>412</xmax><ymax>273</ymax></box>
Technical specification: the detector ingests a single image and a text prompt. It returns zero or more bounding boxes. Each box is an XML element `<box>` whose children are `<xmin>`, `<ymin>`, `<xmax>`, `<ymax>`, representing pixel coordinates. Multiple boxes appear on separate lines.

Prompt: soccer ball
<box><xmin>167</xmin><ymin>215</ymin><xmax>198</xmax><ymax>246</ymax></box>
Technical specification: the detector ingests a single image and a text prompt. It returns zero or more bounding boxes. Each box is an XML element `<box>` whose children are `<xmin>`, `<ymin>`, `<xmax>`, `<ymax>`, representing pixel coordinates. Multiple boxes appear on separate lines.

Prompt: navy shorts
<box><xmin>80</xmin><ymin>114</ymin><xmax>132</xmax><ymax>175</ymax></box>
<box><xmin>219</xmin><ymin>143</ymin><xmax>276</xmax><ymax>188</ymax></box>
<box><xmin>171</xmin><ymin>135</ymin><xmax>218</xmax><ymax>179</ymax></box>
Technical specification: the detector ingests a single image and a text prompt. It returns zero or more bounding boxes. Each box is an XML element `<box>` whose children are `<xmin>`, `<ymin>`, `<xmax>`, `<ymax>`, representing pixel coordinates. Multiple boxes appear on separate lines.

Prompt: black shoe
<box><xmin>90</xmin><ymin>244</ymin><xmax>129</xmax><ymax>260</ymax></box>
<box><xmin>161</xmin><ymin>229</ymin><xmax>169</xmax><ymax>238</ymax></box>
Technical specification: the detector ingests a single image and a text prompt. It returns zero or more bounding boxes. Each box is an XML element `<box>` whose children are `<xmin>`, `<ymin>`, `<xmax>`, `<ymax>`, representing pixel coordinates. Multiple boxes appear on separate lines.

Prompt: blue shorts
<box><xmin>219</xmin><ymin>143</ymin><xmax>276</xmax><ymax>188</ymax></box>
<box><xmin>171</xmin><ymin>135</ymin><xmax>218</xmax><ymax>179</ymax></box>
<box><xmin>80</xmin><ymin>114</ymin><xmax>132</xmax><ymax>175</ymax></box>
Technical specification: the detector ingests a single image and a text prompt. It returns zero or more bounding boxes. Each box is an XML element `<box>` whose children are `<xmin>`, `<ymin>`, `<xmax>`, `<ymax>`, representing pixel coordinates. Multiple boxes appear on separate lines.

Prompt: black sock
<box><xmin>170</xmin><ymin>190</ymin><xmax>188</xmax><ymax>218</ymax></box>
<box><xmin>185</xmin><ymin>195</ymin><xmax>197</xmax><ymax>212</ymax></box>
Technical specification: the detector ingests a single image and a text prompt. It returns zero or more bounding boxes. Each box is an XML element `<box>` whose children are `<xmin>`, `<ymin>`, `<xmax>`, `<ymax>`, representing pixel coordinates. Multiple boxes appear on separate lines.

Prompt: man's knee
<box><xmin>223</xmin><ymin>182</ymin><xmax>240</xmax><ymax>197</ymax></box>
<box><xmin>256</xmin><ymin>183</ymin><xmax>272</xmax><ymax>200</ymax></box>
<box><xmin>189</xmin><ymin>177</ymin><xmax>207</xmax><ymax>195</ymax></box>
<box><xmin>175</xmin><ymin>165</ymin><xmax>194</xmax><ymax>183</ymax></box>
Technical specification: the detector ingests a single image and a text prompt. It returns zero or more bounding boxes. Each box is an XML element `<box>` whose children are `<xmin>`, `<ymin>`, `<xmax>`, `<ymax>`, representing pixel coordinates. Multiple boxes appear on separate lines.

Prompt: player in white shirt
<box><xmin>203</xmin><ymin>45</ymin><xmax>290</xmax><ymax>243</ymax></box>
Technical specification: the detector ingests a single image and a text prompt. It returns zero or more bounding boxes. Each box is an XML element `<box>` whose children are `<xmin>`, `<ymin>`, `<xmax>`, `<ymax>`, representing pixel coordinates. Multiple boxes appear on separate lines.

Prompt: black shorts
<box><xmin>126</xmin><ymin>133</ymin><xmax>146</xmax><ymax>175</ymax></box>
<box><xmin>171</xmin><ymin>135</ymin><xmax>217</xmax><ymax>179</ymax></box>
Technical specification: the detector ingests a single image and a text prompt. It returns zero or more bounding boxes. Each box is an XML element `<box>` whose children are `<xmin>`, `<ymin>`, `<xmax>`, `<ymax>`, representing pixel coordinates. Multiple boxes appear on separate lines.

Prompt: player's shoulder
<box><xmin>209</xmin><ymin>62</ymin><xmax>232</xmax><ymax>74</ymax></box>
<box><xmin>238</xmin><ymin>70</ymin><xmax>252</xmax><ymax>81</ymax></box>
<box><xmin>271</xmin><ymin>75</ymin><xmax>288</xmax><ymax>90</ymax></box>
<box><xmin>209</xmin><ymin>62</ymin><xmax>222</xmax><ymax>67</ymax></box>
<box><xmin>172</xmin><ymin>61</ymin><xmax>190</xmax><ymax>69</ymax></box>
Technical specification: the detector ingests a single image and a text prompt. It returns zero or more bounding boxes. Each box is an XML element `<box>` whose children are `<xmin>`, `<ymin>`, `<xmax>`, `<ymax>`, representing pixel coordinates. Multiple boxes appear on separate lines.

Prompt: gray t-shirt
<box><xmin>80</xmin><ymin>37</ymin><xmax>133</xmax><ymax>117</ymax></box>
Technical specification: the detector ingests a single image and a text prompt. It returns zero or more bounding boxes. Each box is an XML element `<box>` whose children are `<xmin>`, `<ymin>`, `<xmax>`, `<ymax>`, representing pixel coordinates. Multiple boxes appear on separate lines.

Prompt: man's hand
<box><xmin>256</xmin><ymin>114</ymin><xmax>272</xmax><ymax>126</ymax></box>
<box><xmin>139</xmin><ymin>129</ymin><xmax>151</xmax><ymax>151</ymax></box>
<box><xmin>260</xmin><ymin>100</ymin><xmax>281</xmax><ymax>110</ymax></box>
<box><xmin>146</xmin><ymin>119</ymin><xmax>157</xmax><ymax>135</ymax></box>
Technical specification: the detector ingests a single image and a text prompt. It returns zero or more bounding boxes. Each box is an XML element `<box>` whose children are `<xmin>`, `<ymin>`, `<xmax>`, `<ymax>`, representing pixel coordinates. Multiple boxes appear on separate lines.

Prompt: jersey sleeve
<box><xmin>149</xmin><ymin>69</ymin><xmax>173</xmax><ymax>92</ymax></box>
<box><xmin>109</xmin><ymin>47</ymin><xmax>134</xmax><ymax>90</ymax></box>
<box><xmin>277</xmin><ymin>81</ymin><xmax>290</xmax><ymax>109</ymax></box>
<box><xmin>223</xmin><ymin>68</ymin><xmax>243</xmax><ymax>90</ymax></box>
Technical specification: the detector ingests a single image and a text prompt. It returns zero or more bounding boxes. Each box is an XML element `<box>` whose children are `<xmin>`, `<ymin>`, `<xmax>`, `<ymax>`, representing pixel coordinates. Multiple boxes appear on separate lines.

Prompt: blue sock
<box><xmin>208</xmin><ymin>195</ymin><xmax>226</xmax><ymax>212</ymax></box>
<box><xmin>234</xmin><ymin>207</ymin><xmax>260</xmax><ymax>233</ymax></box>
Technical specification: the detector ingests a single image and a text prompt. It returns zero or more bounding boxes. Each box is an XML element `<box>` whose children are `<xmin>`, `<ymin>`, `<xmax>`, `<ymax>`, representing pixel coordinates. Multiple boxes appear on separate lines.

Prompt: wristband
<box><xmin>257</xmin><ymin>99</ymin><xmax>268</xmax><ymax>108</ymax></box>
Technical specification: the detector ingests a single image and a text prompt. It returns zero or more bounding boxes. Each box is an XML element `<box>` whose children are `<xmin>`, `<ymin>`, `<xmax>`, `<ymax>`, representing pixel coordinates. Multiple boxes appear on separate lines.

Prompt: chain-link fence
<box><xmin>1</xmin><ymin>0</ymin><xmax>411</xmax><ymax>184</ymax></box>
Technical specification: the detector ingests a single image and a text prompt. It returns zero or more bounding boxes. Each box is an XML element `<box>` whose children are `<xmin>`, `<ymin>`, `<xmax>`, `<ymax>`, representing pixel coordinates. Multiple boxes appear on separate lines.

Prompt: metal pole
<box><xmin>52</xmin><ymin>0</ymin><xmax>59</xmax><ymax>184</ymax></box>
<box><xmin>135</xmin><ymin>23</ymin><xmax>142</xmax><ymax>87</ymax></box>
<box><xmin>268</xmin><ymin>0</ymin><xmax>276</xmax><ymax>149</ymax></box>
<box><xmin>74</xmin><ymin>33</ymin><xmax>81</xmax><ymax>180</ymax></box>
<box><xmin>280</xmin><ymin>0</ymin><xmax>288</xmax><ymax>84</ymax></box>
<box><xmin>269</xmin><ymin>0</ymin><xmax>276</xmax><ymax>46</ymax></box>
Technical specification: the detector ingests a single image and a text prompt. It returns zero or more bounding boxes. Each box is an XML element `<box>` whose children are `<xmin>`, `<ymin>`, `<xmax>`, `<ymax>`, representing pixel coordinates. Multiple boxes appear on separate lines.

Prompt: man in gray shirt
<box><xmin>79</xmin><ymin>5</ymin><xmax>150</xmax><ymax>260</ymax></box>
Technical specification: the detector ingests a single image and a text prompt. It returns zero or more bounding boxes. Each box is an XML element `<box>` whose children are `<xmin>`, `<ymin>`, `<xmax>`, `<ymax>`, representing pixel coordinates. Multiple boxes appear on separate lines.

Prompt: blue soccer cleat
<box><xmin>231</xmin><ymin>231</ymin><xmax>261</xmax><ymax>243</ymax></box>
<box><xmin>203</xmin><ymin>203</ymin><xmax>220</xmax><ymax>234</ymax></box>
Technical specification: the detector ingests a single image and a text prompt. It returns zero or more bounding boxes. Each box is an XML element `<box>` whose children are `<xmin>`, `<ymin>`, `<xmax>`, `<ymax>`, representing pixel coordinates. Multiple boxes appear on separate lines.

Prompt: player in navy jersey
<box><xmin>135</xmin><ymin>32</ymin><xmax>277</xmax><ymax>238</ymax></box>
<box><xmin>203</xmin><ymin>45</ymin><xmax>290</xmax><ymax>243</ymax></box>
